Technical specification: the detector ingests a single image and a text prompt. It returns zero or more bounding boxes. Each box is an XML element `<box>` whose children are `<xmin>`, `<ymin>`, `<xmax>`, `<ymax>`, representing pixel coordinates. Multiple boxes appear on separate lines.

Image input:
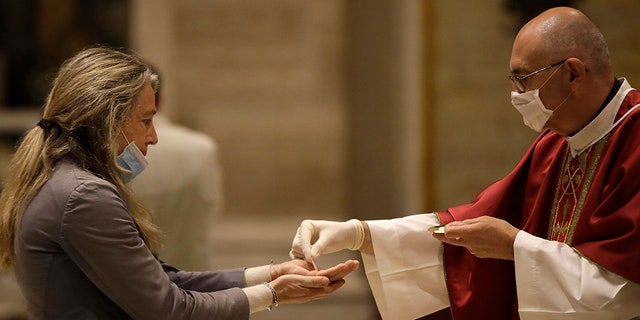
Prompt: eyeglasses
<box><xmin>509</xmin><ymin>59</ymin><xmax>567</xmax><ymax>92</ymax></box>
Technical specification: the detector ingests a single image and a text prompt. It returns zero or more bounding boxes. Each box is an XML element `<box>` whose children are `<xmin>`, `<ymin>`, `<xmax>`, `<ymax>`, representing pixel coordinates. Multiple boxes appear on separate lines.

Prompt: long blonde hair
<box><xmin>0</xmin><ymin>46</ymin><xmax>161</xmax><ymax>269</ymax></box>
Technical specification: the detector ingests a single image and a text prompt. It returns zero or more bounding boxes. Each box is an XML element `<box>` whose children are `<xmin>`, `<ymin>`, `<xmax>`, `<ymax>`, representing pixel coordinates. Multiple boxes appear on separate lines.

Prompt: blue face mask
<box><xmin>116</xmin><ymin>134</ymin><xmax>148</xmax><ymax>182</ymax></box>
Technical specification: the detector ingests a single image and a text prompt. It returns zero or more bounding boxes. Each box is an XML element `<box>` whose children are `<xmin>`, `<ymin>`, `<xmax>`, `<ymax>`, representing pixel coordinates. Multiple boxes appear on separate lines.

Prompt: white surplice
<box><xmin>362</xmin><ymin>213</ymin><xmax>640</xmax><ymax>320</ymax></box>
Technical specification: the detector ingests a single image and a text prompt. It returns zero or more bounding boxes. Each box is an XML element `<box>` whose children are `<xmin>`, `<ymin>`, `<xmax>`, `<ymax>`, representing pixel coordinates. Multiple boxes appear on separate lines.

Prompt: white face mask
<box><xmin>116</xmin><ymin>132</ymin><xmax>148</xmax><ymax>182</ymax></box>
<box><xmin>511</xmin><ymin>89</ymin><xmax>553</xmax><ymax>132</ymax></box>
<box><xmin>511</xmin><ymin>89</ymin><xmax>573</xmax><ymax>133</ymax></box>
<box><xmin>510</xmin><ymin>64</ymin><xmax>570</xmax><ymax>132</ymax></box>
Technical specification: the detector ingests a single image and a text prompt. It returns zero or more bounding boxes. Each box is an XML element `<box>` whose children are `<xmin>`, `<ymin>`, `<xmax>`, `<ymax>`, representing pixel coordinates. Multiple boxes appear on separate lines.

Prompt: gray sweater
<box><xmin>14</xmin><ymin>159</ymin><xmax>249</xmax><ymax>319</ymax></box>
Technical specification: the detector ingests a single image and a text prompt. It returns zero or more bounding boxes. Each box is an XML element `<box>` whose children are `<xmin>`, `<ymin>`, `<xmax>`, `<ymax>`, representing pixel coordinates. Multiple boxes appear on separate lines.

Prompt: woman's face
<box><xmin>118</xmin><ymin>83</ymin><xmax>158</xmax><ymax>155</ymax></box>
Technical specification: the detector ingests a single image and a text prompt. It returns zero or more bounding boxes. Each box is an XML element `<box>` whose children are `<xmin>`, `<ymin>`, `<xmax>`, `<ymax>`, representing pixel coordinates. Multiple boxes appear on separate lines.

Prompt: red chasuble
<box><xmin>436</xmin><ymin>89</ymin><xmax>640</xmax><ymax>320</ymax></box>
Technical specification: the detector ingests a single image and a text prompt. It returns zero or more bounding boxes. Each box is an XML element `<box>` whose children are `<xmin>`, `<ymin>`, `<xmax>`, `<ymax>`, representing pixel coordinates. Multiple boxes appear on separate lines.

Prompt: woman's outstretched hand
<box><xmin>270</xmin><ymin>259</ymin><xmax>359</xmax><ymax>304</ymax></box>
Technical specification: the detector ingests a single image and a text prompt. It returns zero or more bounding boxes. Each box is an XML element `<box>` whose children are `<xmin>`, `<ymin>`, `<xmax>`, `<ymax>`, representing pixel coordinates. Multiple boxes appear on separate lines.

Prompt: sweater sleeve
<box><xmin>161</xmin><ymin>261</ymin><xmax>246</xmax><ymax>292</ymax></box>
<box><xmin>60</xmin><ymin>179</ymin><xmax>249</xmax><ymax>320</ymax></box>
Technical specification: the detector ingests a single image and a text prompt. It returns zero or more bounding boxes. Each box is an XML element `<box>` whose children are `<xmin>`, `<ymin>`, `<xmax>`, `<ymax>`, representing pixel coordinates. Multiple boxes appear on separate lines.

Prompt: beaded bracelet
<box><xmin>261</xmin><ymin>282</ymin><xmax>279</xmax><ymax>311</ymax></box>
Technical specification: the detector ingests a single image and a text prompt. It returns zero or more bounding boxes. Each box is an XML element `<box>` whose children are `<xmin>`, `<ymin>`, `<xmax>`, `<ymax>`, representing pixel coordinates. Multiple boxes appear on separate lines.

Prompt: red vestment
<box><xmin>437</xmin><ymin>89</ymin><xmax>640</xmax><ymax>319</ymax></box>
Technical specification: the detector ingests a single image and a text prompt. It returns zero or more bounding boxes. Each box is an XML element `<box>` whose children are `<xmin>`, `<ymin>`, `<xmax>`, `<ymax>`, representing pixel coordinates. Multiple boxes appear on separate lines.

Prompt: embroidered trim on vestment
<box><xmin>548</xmin><ymin>134</ymin><xmax>609</xmax><ymax>244</ymax></box>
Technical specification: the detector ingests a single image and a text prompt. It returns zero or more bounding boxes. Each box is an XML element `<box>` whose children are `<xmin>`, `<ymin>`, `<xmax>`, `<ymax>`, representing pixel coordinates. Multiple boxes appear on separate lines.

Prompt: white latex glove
<box><xmin>289</xmin><ymin>219</ymin><xmax>364</xmax><ymax>263</ymax></box>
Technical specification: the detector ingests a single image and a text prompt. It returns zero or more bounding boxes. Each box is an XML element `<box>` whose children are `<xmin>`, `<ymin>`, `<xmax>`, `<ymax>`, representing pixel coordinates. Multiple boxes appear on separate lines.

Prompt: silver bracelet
<box><xmin>261</xmin><ymin>282</ymin><xmax>279</xmax><ymax>311</ymax></box>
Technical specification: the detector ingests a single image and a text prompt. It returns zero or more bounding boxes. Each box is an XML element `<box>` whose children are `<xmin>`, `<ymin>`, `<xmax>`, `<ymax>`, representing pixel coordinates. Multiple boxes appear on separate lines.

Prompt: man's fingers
<box><xmin>432</xmin><ymin>233</ymin><xmax>464</xmax><ymax>247</ymax></box>
<box><xmin>289</xmin><ymin>248</ymin><xmax>304</xmax><ymax>260</ymax></box>
<box><xmin>310</xmin><ymin>227</ymin><xmax>333</xmax><ymax>257</ymax></box>
<box><xmin>292</xmin><ymin>221</ymin><xmax>316</xmax><ymax>261</ymax></box>
<box><xmin>442</xmin><ymin>221</ymin><xmax>477</xmax><ymax>239</ymax></box>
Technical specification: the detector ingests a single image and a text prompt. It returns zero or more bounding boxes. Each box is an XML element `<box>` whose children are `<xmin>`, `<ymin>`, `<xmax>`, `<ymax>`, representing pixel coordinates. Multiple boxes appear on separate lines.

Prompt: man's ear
<box><xmin>565</xmin><ymin>57</ymin><xmax>587</xmax><ymax>85</ymax></box>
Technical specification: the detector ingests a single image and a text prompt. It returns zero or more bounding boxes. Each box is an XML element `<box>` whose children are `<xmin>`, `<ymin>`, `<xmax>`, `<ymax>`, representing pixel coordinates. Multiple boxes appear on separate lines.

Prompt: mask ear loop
<box><xmin>120</xmin><ymin>129</ymin><xmax>131</xmax><ymax>145</ymax></box>
<box><xmin>539</xmin><ymin>63</ymin><xmax>573</xmax><ymax>114</ymax></box>
<box><xmin>538</xmin><ymin>62</ymin><xmax>564</xmax><ymax>91</ymax></box>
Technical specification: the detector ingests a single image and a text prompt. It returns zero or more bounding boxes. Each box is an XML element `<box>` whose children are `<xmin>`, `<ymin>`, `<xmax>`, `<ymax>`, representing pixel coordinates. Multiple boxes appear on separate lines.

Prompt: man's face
<box><xmin>119</xmin><ymin>83</ymin><xmax>158</xmax><ymax>155</ymax></box>
<box><xmin>509</xmin><ymin>31</ymin><xmax>566</xmax><ymax>103</ymax></box>
<box><xmin>509</xmin><ymin>32</ymin><xmax>546</xmax><ymax>93</ymax></box>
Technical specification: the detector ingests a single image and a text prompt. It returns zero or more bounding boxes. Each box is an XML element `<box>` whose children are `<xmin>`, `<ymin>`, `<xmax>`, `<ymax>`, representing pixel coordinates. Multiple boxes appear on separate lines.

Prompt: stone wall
<box><xmin>134</xmin><ymin>0</ymin><xmax>348</xmax><ymax>220</ymax></box>
<box><xmin>428</xmin><ymin>0</ymin><xmax>640</xmax><ymax>210</ymax></box>
<box><xmin>132</xmin><ymin>0</ymin><xmax>640</xmax><ymax>221</ymax></box>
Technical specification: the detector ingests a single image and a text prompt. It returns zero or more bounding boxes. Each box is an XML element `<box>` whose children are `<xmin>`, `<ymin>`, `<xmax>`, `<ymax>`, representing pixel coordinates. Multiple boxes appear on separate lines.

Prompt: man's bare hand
<box><xmin>431</xmin><ymin>216</ymin><xmax>519</xmax><ymax>260</ymax></box>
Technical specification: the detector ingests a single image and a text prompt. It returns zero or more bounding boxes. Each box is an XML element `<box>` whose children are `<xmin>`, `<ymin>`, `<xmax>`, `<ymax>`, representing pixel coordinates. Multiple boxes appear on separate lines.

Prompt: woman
<box><xmin>0</xmin><ymin>46</ymin><xmax>358</xmax><ymax>319</ymax></box>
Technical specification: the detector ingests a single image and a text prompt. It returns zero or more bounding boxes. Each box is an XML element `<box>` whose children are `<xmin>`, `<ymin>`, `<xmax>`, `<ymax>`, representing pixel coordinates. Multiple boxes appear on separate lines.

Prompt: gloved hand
<box><xmin>289</xmin><ymin>219</ymin><xmax>364</xmax><ymax>263</ymax></box>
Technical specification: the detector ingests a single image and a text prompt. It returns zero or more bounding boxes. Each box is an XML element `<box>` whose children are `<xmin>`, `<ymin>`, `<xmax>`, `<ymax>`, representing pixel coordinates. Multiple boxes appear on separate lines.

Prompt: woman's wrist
<box><xmin>244</xmin><ymin>265</ymin><xmax>272</xmax><ymax>286</ymax></box>
<box><xmin>261</xmin><ymin>282</ymin><xmax>279</xmax><ymax>310</ymax></box>
<box><xmin>242</xmin><ymin>284</ymin><xmax>274</xmax><ymax>314</ymax></box>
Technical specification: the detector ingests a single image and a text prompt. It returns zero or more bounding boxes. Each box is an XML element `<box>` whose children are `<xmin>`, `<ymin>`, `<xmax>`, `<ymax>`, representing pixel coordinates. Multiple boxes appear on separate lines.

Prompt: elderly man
<box><xmin>290</xmin><ymin>7</ymin><xmax>640</xmax><ymax>320</ymax></box>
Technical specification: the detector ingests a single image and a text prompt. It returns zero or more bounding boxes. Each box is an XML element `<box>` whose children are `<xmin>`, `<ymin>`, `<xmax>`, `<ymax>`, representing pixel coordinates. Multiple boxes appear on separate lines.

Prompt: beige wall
<box><xmin>428</xmin><ymin>0</ymin><xmax>640</xmax><ymax>210</ymax></box>
<box><xmin>131</xmin><ymin>0</ymin><xmax>425</xmax><ymax>221</ymax></box>
<box><xmin>428</xmin><ymin>0</ymin><xmax>538</xmax><ymax>210</ymax></box>
<box><xmin>132</xmin><ymin>0</ymin><xmax>348</xmax><ymax>221</ymax></box>
<box><xmin>129</xmin><ymin>0</ymin><xmax>640</xmax><ymax>222</ymax></box>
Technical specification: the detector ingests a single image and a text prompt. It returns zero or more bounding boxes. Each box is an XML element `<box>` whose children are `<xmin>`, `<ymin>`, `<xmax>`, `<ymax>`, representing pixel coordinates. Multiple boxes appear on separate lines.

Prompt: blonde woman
<box><xmin>0</xmin><ymin>46</ymin><xmax>358</xmax><ymax>320</ymax></box>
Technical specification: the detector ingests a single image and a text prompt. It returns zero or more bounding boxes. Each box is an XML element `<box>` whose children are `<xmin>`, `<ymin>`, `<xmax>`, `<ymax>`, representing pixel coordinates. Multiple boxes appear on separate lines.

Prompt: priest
<box><xmin>290</xmin><ymin>6</ymin><xmax>640</xmax><ymax>320</ymax></box>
